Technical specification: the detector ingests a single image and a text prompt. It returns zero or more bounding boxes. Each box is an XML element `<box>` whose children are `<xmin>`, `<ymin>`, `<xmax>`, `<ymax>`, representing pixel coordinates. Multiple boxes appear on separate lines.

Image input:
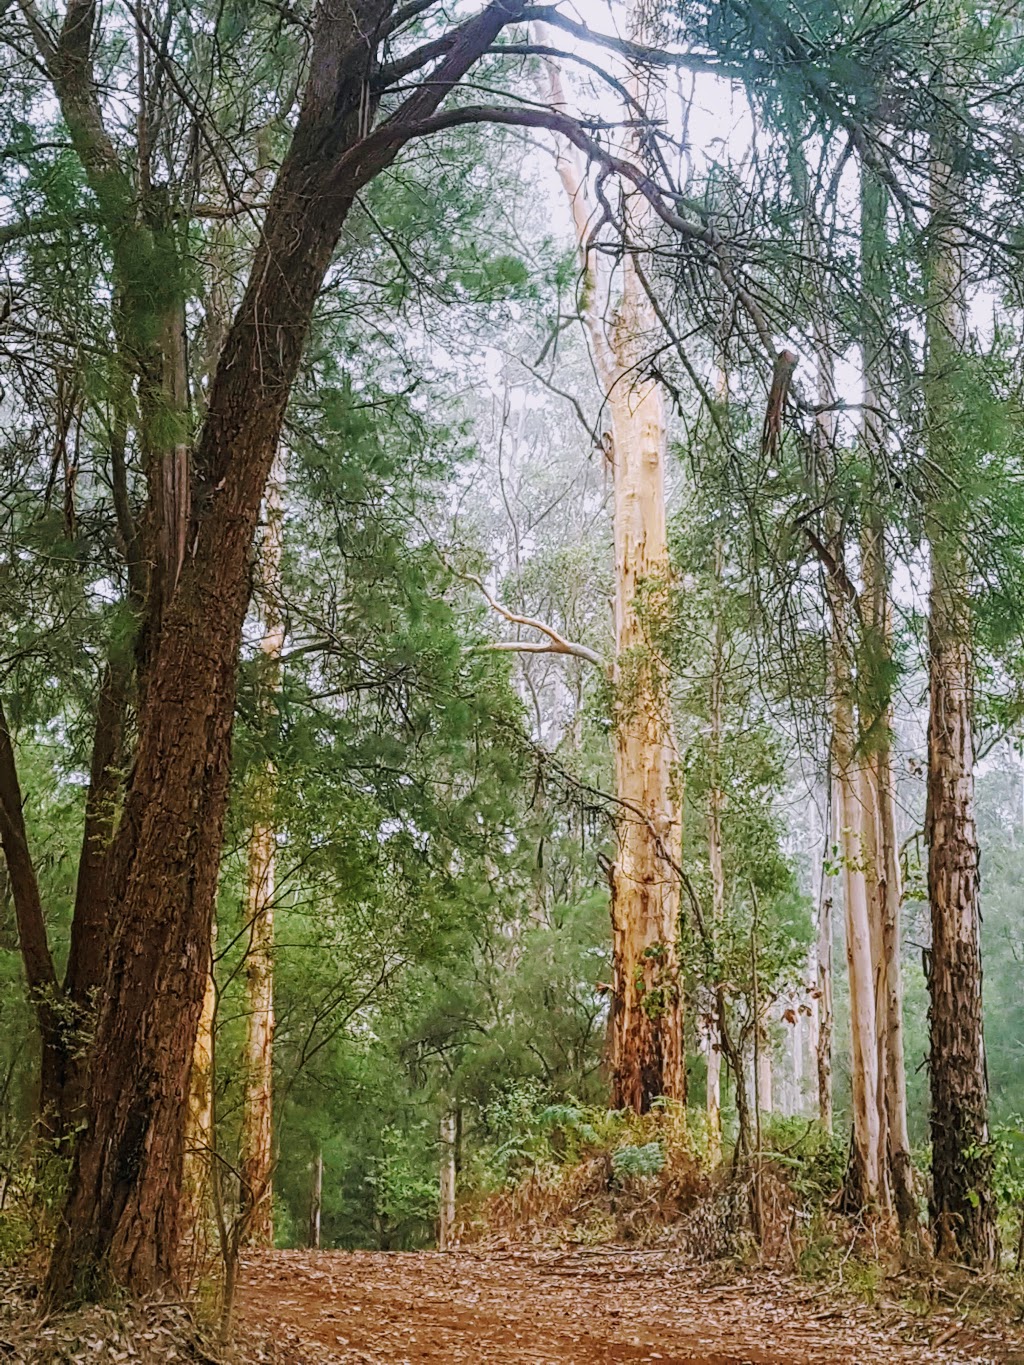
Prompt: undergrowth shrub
<box><xmin>459</xmin><ymin>1085</ymin><xmax>866</xmax><ymax>1266</ymax></box>
<box><xmin>0</xmin><ymin>1140</ymin><xmax>69</xmax><ymax>1269</ymax></box>
<box><xmin>460</xmin><ymin>1084</ymin><xmax>733</xmax><ymax>1252</ymax></box>
<box><xmin>990</xmin><ymin>1115</ymin><xmax>1024</xmax><ymax>1261</ymax></box>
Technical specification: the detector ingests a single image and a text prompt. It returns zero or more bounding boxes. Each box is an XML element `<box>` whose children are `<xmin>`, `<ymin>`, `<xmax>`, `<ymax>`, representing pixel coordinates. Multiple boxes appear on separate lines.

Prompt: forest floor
<box><xmin>238</xmin><ymin>1248</ymin><xmax>1024</xmax><ymax>1365</ymax></box>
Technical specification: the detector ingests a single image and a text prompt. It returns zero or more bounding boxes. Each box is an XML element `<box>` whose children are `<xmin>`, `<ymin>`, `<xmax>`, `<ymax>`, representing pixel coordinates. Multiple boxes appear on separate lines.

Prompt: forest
<box><xmin>1</xmin><ymin>0</ymin><xmax>1024</xmax><ymax>1359</ymax></box>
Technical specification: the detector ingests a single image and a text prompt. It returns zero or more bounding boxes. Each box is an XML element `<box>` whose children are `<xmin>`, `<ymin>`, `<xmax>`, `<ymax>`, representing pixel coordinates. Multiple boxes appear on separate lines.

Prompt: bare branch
<box><xmin>521</xmin><ymin>8</ymin><xmax>727</xmax><ymax>78</ymax></box>
<box><xmin>463</xmin><ymin>570</ymin><xmax>604</xmax><ymax>668</ymax></box>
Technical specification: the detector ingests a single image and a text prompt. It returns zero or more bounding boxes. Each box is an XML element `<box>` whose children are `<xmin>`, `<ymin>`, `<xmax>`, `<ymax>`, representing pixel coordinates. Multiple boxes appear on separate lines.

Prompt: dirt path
<box><xmin>239</xmin><ymin>1249</ymin><xmax>1019</xmax><ymax>1364</ymax></box>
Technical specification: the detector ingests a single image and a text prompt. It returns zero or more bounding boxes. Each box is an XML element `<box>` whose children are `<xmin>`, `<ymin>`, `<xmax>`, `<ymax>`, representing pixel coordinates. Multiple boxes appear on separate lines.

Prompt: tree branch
<box><xmin>344</xmin><ymin>101</ymin><xmax>777</xmax><ymax>351</ymax></box>
<box><xmin>340</xmin><ymin>0</ymin><xmax>530</xmax><ymax>190</ymax></box>
<box><xmin>462</xmin><ymin>569</ymin><xmax>604</xmax><ymax>668</ymax></box>
<box><xmin>520</xmin><ymin>8</ymin><xmax>729</xmax><ymax>78</ymax></box>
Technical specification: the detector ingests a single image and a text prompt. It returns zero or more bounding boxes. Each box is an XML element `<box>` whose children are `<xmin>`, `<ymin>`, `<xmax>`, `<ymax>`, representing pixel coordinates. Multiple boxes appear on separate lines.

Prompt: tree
<box><xmin>923</xmin><ymin>115</ymin><xmax>998</xmax><ymax>1268</ymax></box>
<box><xmin>858</xmin><ymin>162</ymin><xmax>915</xmax><ymax>1232</ymax></box>
<box><xmin>539</xmin><ymin>46</ymin><xmax>683</xmax><ymax>1113</ymax></box>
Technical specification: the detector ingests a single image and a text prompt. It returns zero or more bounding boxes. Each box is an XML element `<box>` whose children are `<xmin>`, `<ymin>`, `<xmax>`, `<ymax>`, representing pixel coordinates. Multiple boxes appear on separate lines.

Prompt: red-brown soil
<box><xmin>238</xmin><ymin>1248</ymin><xmax>1021</xmax><ymax>1364</ymax></box>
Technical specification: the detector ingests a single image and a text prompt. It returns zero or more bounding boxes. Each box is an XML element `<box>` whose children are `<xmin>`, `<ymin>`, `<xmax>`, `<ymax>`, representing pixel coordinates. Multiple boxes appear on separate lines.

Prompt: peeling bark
<box><xmin>607</xmin><ymin>274</ymin><xmax>684</xmax><ymax>1111</ymax></box>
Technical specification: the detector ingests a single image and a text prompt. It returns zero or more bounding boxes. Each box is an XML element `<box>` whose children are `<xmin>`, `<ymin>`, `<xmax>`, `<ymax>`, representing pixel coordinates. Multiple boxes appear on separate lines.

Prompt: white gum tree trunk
<box><xmin>817</xmin><ymin>340</ymin><xmax>884</xmax><ymax>1209</ymax></box>
<box><xmin>860</xmin><ymin>162</ymin><xmax>914</xmax><ymax>1230</ymax></box>
<box><xmin>544</xmin><ymin>41</ymin><xmax>683</xmax><ymax>1113</ymax></box>
<box><xmin>755</xmin><ymin>1007</ymin><xmax>774</xmax><ymax>1117</ymax></box>
<box><xmin>607</xmin><ymin>275</ymin><xmax>685</xmax><ymax>1110</ymax></box>
<box><xmin>308</xmin><ymin>1147</ymin><xmax>323</xmax><ymax>1250</ymax></box>
<box><xmin>832</xmin><ymin>705</ymin><xmax>883</xmax><ymax>1208</ymax></box>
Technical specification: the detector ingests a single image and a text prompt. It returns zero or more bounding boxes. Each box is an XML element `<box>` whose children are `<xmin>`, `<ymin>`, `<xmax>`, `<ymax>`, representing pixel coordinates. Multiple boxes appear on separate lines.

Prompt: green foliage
<box><xmin>365</xmin><ymin>1125</ymin><xmax>440</xmax><ymax>1250</ymax></box>
<box><xmin>611</xmin><ymin>1142</ymin><xmax>665</xmax><ymax>1181</ymax></box>
<box><xmin>758</xmin><ymin>1116</ymin><xmax>847</xmax><ymax>1205</ymax></box>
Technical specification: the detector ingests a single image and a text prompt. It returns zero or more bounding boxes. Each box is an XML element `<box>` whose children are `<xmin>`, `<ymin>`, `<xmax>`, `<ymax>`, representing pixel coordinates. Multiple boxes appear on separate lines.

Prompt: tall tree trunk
<box><xmin>755</xmin><ymin>1005</ymin><xmax>773</xmax><ymax>1117</ymax></box>
<box><xmin>832</xmin><ymin>744</ymin><xmax>882</xmax><ymax>1209</ymax></box>
<box><xmin>790</xmin><ymin>994</ymin><xmax>805</xmax><ymax>1117</ymax></box>
<box><xmin>544</xmin><ymin>46</ymin><xmax>683</xmax><ymax>1115</ymax></box>
<box><xmin>44</xmin><ymin>173</ymin><xmax>349</xmax><ymax>1304</ymax></box>
<box><xmin>58</xmin><ymin>660</ymin><xmax>131</xmax><ymax>1130</ymax></box>
<box><xmin>438</xmin><ymin>1108</ymin><xmax>457</xmax><ymax>1252</ymax></box>
<box><xmin>239</xmin><ymin>456</ymin><xmax>285</xmax><ymax>1248</ymax></box>
<box><xmin>308</xmin><ymin>1148</ymin><xmax>323</xmax><ymax>1251</ymax></box>
<box><xmin>816</xmin><ymin>338</ymin><xmax>884</xmax><ymax>1209</ymax></box>
<box><xmin>857</xmin><ymin>760</ymin><xmax>892</xmax><ymax>1207</ymax></box>
<box><xmin>607</xmin><ymin>255</ymin><xmax>684</xmax><ymax>1113</ymax></box>
<box><xmin>812</xmin><ymin>794</ymin><xmax>835</xmax><ymax>1134</ymax></box>
<box><xmin>43</xmin><ymin>0</ymin><xmax>519</xmax><ymax>1303</ymax></box>
<box><xmin>860</xmin><ymin>162</ymin><xmax>915</xmax><ymax>1234</ymax></box>
<box><xmin>860</xmin><ymin>538</ymin><xmax>914</xmax><ymax>1226</ymax></box>
<box><xmin>923</xmin><ymin>141</ymin><xmax>997</xmax><ymax>1268</ymax></box>
<box><xmin>2</xmin><ymin>652</ymin><xmax>130</xmax><ymax>1138</ymax></box>
<box><xmin>794</xmin><ymin>154</ymin><xmax>838</xmax><ymax>1141</ymax></box>
<box><xmin>826</xmin><ymin>546</ymin><xmax>889</xmax><ymax>1211</ymax></box>
<box><xmin>814</xmin><ymin>881</ymin><xmax>834</xmax><ymax>1134</ymax></box>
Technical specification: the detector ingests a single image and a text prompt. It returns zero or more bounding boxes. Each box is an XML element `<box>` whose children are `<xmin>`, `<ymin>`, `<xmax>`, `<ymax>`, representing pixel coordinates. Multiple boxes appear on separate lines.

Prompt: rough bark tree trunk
<box><xmin>57</xmin><ymin>660</ymin><xmax>131</xmax><ymax>1130</ymax></box>
<box><xmin>705</xmin><ymin>786</ymin><xmax>724</xmax><ymax>1155</ymax></box>
<box><xmin>3</xmin><ymin>654</ymin><xmax>130</xmax><ymax>1139</ymax></box>
<box><xmin>43</xmin><ymin>0</ymin><xmax>522</xmax><ymax>1302</ymax></box>
<box><xmin>239</xmin><ymin>455</ymin><xmax>285</xmax><ymax>1249</ymax></box>
<box><xmin>924</xmin><ymin>137</ymin><xmax>997</xmax><ymax>1267</ymax></box>
<box><xmin>857</xmin><ymin>760</ymin><xmax>892</xmax><ymax>1209</ymax></box>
